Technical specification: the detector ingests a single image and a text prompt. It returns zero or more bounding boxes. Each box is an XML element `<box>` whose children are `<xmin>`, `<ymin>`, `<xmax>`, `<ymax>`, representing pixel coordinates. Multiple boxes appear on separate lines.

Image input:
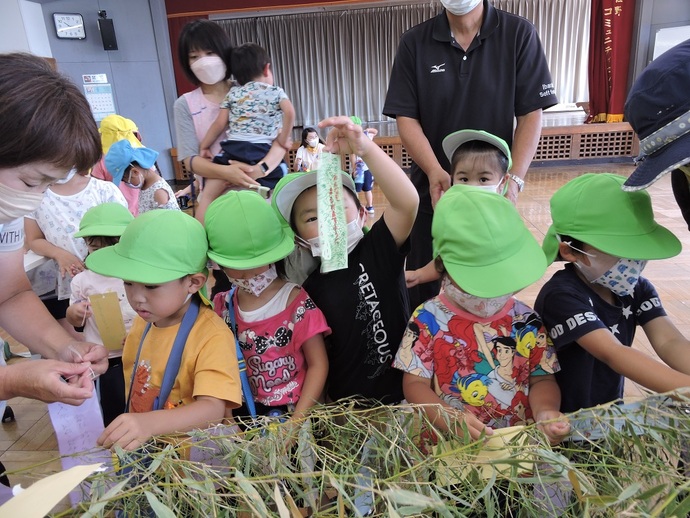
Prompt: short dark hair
<box><xmin>177</xmin><ymin>20</ymin><xmax>232</xmax><ymax>85</ymax></box>
<box><xmin>0</xmin><ymin>53</ymin><xmax>101</xmax><ymax>172</ymax></box>
<box><xmin>451</xmin><ymin>140</ymin><xmax>510</xmax><ymax>175</ymax></box>
<box><xmin>231</xmin><ymin>43</ymin><xmax>271</xmax><ymax>86</ymax></box>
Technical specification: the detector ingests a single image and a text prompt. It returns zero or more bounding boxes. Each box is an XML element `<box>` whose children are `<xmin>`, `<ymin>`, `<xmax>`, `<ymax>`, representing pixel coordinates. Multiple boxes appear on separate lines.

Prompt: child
<box><xmin>348</xmin><ymin>117</ymin><xmax>379</xmax><ymax>215</ymax></box>
<box><xmin>535</xmin><ymin>173</ymin><xmax>690</xmax><ymax>413</ymax></box>
<box><xmin>205</xmin><ymin>190</ymin><xmax>330</xmax><ymax>421</ymax></box>
<box><xmin>105</xmin><ymin>140</ymin><xmax>180</xmax><ymax>213</ymax></box>
<box><xmin>393</xmin><ymin>185</ymin><xmax>569</xmax><ymax>442</ymax></box>
<box><xmin>272</xmin><ymin>116</ymin><xmax>419</xmax><ymax>405</ymax></box>
<box><xmin>86</xmin><ymin>210</ymin><xmax>242</xmax><ymax>451</ymax></box>
<box><xmin>405</xmin><ymin>129</ymin><xmax>511</xmax><ymax>289</ymax></box>
<box><xmin>293</xmin><ymin>127</ymin><xmax>325</xmax><ymax>172</ymax></box>
<box><xmin>24</xmin><ymin>169</ymin><xmax>128</xmax><ymax>340</ymax></box>
<box><xmin>200</xmin><ymin>42</ymin><xmax>295</xmax><ymax>191</ymax></box>
<box><xmin>66</xmin><ymin>203</ymin><xmax>137</xmax><ymax>426</ymax></box>
<box><xmin>91</xmin><ymin>114</ymin><xmax>144</xmax><ymax>216</ymax></box>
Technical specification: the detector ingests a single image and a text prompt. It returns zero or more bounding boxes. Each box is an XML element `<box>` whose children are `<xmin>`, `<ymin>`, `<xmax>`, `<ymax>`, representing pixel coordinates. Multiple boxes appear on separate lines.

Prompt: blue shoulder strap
<box><xmin>226</xmin><ymin>287</ymin><xmax>257</xmax><ymax>418</ymax></box>
<box><xmin>126</xmin><ymin>297</ymin><xmax>200</xmax><ymax>412</ymax></box>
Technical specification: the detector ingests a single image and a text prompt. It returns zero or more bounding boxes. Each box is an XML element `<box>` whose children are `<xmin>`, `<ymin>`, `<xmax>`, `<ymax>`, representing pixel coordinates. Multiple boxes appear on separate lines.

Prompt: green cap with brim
<box><xmin>432</xmin><ymin>185</ymin><xmax>547</xmax><ymax>298</ymax></box>
<box><xmin>74</xmin><ymin>203</ymin><xmax>133</xmax><ymax>238</ymax></box>
<box><xmin>442</xmin><ymin>129</ymin><xmax>513</xmax><ymax>170</ymax></box>
<box><xmin>542</xmin><ymin>173</ymin><xmax>681</xmax><ymax>264</ymax></box>
<box><xmin>271</xmin><ymin>171</ymin><xmax>356</xmax><ymax>228</ymax></box>
<box><xmin>206</xmin><ymin>190</ymin><xmax>295</xmax><ymax>269</ymax></box>
<box><xmin>86</xmin><ymin>210</ymin><xmax>208</xmax><ymax>284</ymax></box>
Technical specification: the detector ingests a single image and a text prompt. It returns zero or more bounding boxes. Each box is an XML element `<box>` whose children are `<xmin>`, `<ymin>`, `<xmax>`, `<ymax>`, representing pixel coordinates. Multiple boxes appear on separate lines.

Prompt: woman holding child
<box><xmin>173</xmin><ymin>20</ymin><xmax>286</xmax><ymax>202</ymax></box>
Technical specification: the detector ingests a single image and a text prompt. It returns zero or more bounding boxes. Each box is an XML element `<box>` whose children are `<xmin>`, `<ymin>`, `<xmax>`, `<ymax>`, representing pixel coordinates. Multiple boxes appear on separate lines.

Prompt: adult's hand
<box><xmin>505</xmin><ymin>179</ymin><xmax>520</xmax><ymax>205</ymax></box>
<box><xmin>58</xmin><ymin>342</ymin><xmax>109</xmax><ymax>376</ymax></box>
<box><xmin>0</xmin><ymin>360</ymin><xmax>94</xmax><ymax>405</ymax></box>
<box><xmin>428</xmin><ymin>167</ymin><xmax>451</xmax><ymax>208</ymax></box>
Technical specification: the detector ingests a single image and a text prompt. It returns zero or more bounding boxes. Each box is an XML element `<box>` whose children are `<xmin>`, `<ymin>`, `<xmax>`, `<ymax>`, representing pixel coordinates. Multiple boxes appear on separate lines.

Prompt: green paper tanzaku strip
<box><xmin>317</xmin><ymin>152</ymin><xmax>348</xmax><ymax>273</ymax></box>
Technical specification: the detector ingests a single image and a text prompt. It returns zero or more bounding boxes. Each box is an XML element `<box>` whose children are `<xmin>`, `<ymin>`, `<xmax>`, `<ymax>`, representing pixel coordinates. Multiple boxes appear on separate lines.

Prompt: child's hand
<box><xmin>453</xmin><ymin>409</ymin><xmax>493</xmax><ymax>441</ymax></box>
<box><xmin>98</xmin><ymin>412</ymin><xmax>155</xmax><ymax>451</ymax></box>
<box><xmin>318</xmin><ymin>116</ymin><xmax>371</xmax><ymax>157</ymax></box>
<box><xmin>199</xmin><ymin>147</ymin><xmax>213</xmax><ymax>159</ymax></box>
<box><xmin>535</xmin><ymin>410</ymin><xmax>570</xmax><ymax>445</ymax></box>
<box><xmin>55</xmin><ymin>250</ymin><xmax>85</xmax><ymax>278</ymax></box>
<box><xmin>71</xmin><ymin>300</ymin><xmax>92</xmax><ymax>324</ymax></box>
<box><xmin>405</xmin><ymin>269</ymin><xmax>421</xmax><ymax>288</ymax></box>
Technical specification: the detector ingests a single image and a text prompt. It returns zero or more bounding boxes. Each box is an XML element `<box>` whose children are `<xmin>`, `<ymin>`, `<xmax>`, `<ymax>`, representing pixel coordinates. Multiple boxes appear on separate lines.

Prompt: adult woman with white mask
<box><xmin>173</xmin><ymin>20</ymin><xmax>286</xmax><ymax>206</ymax></box>
<box><xmin>0</xmin><ymin>53</ymin><xmax>108</xmax><ymax>405</ymax></box>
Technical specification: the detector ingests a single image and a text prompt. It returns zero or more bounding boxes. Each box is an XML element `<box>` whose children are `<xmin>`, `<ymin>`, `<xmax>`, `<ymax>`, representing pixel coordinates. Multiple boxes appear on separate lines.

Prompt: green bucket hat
<box><xmin>86</xmin><ymin>210</ymin><xmax>209</xmax><ymax>284</ymax></box>
<box><xmin>432</xmin><ymin>185</ymin><xmax>546</xmax><ymax>297</ymax></box>
<box><xmin>206</xmin><ymin>190</ymin><xmax>295</xmax><ymax>269</ymax></box>
<box><xmin>74</xmin><ymin>203</ymin><xmax>133</xmax><ymax>238</ymax></box>
<box><xmin>542</xmin><ymin>173</ymin><xmax>681</xmax><ymax>264</ymax></box>
<box><xmin>271</xmin><ymin>171</ymin><xmax>356</xmax><ymax>228</ymax></box>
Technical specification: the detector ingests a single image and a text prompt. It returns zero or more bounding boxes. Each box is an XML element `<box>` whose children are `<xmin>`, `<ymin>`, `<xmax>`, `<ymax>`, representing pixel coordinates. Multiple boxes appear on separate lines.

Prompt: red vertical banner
<box><xmin>587</xmin><ymin>0</ymin><xmax>635</xmax><ymax>123</ymax></box>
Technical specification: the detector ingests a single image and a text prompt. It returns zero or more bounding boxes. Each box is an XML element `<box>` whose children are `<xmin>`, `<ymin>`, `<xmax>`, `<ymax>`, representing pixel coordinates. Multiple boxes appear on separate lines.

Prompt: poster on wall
<box><xmin>83</xmin><ymin>83</ymin><xmax>116</xmax><ymax>122</ymax></box>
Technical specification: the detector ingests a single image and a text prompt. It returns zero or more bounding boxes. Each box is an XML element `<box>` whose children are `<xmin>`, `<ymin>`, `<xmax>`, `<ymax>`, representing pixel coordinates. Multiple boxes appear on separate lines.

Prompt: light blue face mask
<box><xmin>591</xmin><ymin>258</ymin><xmax>647</xmax><ymax>297</ymax></box>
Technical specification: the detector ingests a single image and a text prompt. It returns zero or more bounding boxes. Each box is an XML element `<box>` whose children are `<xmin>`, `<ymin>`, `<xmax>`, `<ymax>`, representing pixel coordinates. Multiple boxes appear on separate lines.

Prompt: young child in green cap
<box><xmin>535</xmin><ymin>173</ymin><xmax>690</xmax><ymax>413</ymax></box>
<box><xmin>272</xmin><ymin>115</ymin><xmax>419</xmax><ymax>406</ymax></box>
<box><xmin>205</xmin><ymin>190</ymin><xmax>330</xmax><ymax>421</ymax></box>
<box><xmin>86</xmin><ymin>210</ymin><xmax>242</xmax><ymax>451</ymax></box>
<box><xmin>394</xmin><ymin>185</ymin><xmax>569</xmax><ymax>443</ymax></box>
<box><xmin>406</xmin><ymin>129</ymin><xmax>511</xmax><ymax>289</ymax></box>
<box><xmin>66</xmin><ymin>203</ymin><xmax>137</xmax><ymax>426</ymax></box>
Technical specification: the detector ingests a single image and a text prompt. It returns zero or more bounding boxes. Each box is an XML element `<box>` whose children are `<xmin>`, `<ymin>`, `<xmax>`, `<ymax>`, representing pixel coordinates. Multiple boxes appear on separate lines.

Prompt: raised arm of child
<box><xmin>291</xmin><ymin>334</ymin><xmax>329</xmax><ymax>421</ymax></box>
<box><xmin>276</xmin><ymin>98</ymin><xmax>295</xmax><ymax>151</ymax></box>
<box><xmin>577</xmin><ymin>326</ymin><xmax>690</xmax><ymax>394</ymax></box>
<box><xmin>199</xmin><ymin>107</ymin><xmax>230</xmax><ymax>159</ymax></box>
<box><xmin>528</xmin><ymin>374</ymin><xmax>570</xmax><ymax>445</ymax></box>
<box><xmin>319</xmin><ymin>116</ymin><xmax>419</xmax><ymax>247</ymax></box>
<box><xmin>402</xmin><ymin>372</ymin><xmax>491</xmax><ymax>440</ymax></box>
<box><xmin>97</xmin><ymin>395</ymin><xmax>226</xmax><ymax>451</ymax></box>
<box><xmin>405</xmin><ymin>259</ymin><xmax>441</xmax><ymax>288</ymax></box>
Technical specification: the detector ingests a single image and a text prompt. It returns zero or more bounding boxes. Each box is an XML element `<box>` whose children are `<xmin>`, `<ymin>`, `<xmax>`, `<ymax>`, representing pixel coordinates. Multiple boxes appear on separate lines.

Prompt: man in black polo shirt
<box><xmin>384</xmin><ymin>0</ymin><xmax>557</xmax><ymax>311</ymax></box>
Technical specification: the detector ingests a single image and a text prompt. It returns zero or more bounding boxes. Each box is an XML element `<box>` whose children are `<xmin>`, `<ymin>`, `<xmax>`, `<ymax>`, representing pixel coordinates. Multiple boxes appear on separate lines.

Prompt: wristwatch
<box><xmin>508</xmin><ymin>173</ymin><xmax>525</xmax><ymax>192</ymax></box>
<box><xmin>258</xmin><ymin>161</ymin><xmax>269</xmax><ymax>175</ymax></box>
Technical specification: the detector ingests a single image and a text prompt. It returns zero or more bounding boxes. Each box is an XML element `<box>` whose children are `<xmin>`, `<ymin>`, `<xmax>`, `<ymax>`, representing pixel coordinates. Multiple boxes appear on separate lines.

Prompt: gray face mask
<box><xmin>53</xmin><ymin>167</ymin><xmax>77</xmax><ymax>185</ymax></box>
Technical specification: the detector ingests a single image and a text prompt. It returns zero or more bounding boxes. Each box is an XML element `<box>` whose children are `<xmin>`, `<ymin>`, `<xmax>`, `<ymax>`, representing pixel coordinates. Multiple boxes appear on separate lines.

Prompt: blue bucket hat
<box><xmin>105</xmin><ymin>140</ymin><xmax>159</xmax><ymax>185</ymax></box>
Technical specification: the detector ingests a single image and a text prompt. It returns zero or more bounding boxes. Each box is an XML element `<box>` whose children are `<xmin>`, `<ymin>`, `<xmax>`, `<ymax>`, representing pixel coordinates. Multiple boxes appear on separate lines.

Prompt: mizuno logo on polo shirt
<box><xmin>430</xmin><ymin>64</ymin><xmax>446</xmax><ymax>73</ymax></box>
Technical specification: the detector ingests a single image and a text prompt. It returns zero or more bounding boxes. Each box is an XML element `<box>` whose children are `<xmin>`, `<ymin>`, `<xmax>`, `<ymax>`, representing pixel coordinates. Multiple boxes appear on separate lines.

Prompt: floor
<box><xmin>2</xmin><ymin>160</ymin><xmax>689</xmax><ymax>495</ymax></box>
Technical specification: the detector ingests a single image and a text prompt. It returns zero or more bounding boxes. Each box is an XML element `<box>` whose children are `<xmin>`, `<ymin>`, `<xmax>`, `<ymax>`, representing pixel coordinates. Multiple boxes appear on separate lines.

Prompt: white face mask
<box><xmin>190</xmin><ymin>55</ymin><xmax>227</xmax><ymax>85</ymax></box>
<box><xmin>474</xmin><ymin>183</ymin><xmax>501</xmax><ymax>194</ymax></box>
<box><xmin>0</xmin><ymin>183</ymin><xmax>45</xmax><ymax>223</ymax></box>
<box><xmin>53</xmin><ymin>167</ymin><xmax>77</xmax><ymax>185</ymax></box>
<box><xmin>307</xmin><ymin>138</ymin><xmax>319</xmax><ymax>148</ymax></box>
<box><xmin>226</xmin><ymin>264</ymin><xmax>278</xmax><ymax>297</ymax></box>
<box><xmin>300</xmin><ymin>215</ymin><xmax>364</xmax><ymax>257</ymax></box>
<box><xmin>124</xmin><ymin>170</ymin><xmax>145</xmax><ymax>190</ymax></box>
<box><xmin>443</xmin><ymin>277</ymin><xmax>512</xmax><ymax>318</ymax></box>
<box><xmin>440</xmin><ymin>0</ymin><xmax>482</xmax><ymax>16</ymax></box>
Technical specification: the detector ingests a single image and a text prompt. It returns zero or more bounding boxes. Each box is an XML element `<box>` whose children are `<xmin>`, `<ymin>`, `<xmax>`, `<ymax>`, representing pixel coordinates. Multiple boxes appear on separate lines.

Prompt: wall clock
<box><xmin>53</xmin><ymin>13</ymin><xmax>86</xmax><ymax>40</ymax></box>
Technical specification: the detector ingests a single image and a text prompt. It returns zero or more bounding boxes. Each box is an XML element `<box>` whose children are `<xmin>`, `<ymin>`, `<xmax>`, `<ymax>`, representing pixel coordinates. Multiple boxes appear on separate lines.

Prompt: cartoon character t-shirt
<box><xmin>393</xmin><ymin>294</ymin><xmax>559</xmax><ymax>428</ymax></box>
